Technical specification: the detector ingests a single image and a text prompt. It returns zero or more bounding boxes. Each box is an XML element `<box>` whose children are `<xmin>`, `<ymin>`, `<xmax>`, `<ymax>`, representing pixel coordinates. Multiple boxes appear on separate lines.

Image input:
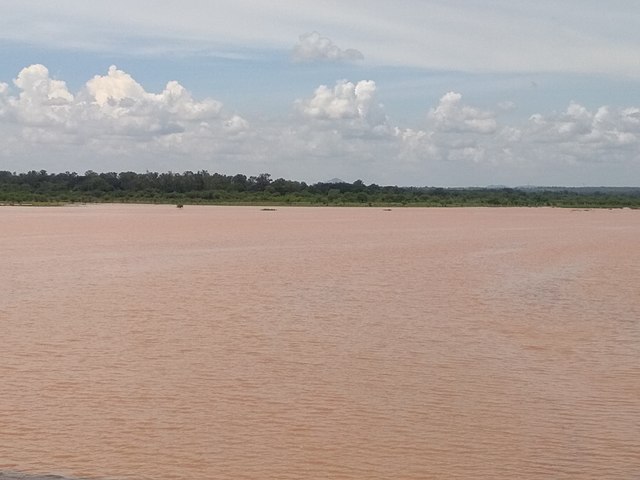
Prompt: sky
<box><xmin>1</xmin><ymin>1</ymin><xmax>640</xmax><ymax>186</ymax></box>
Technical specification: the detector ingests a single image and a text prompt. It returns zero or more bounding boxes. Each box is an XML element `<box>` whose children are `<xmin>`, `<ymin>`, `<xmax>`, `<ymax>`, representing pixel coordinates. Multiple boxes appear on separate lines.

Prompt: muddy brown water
<box><xmin>1</xmin><ymin>205</ymin><xmax>638</xmax><ymax>479</ymax></box>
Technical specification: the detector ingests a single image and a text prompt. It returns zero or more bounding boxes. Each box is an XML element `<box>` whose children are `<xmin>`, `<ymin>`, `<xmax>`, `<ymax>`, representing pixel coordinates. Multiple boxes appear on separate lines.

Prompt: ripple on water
<box><xmin>1</xmin><ymin>206</ymin><xmax>639</xmax><ymax>480</ymax></box>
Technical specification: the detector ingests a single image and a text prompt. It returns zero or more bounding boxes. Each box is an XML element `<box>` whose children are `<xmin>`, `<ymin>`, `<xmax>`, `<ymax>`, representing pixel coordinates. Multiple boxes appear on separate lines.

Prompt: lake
<box><xmin>1</xmin><ymin>205</ymin><xmax>638</xmax><ymax>479</ymax></box>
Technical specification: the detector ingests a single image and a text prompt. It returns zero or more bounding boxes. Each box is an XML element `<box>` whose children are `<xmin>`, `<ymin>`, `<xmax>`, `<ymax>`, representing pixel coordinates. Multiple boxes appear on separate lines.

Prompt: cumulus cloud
<box><xmin>428</xmin><ymin>92</ymin><xmax>497</xmax><ymax>134</ymax></box>
<box><xmin>9</xmin><ymin>64</ymin><xmax>74</xmax><ymax>126</ymax></box>
<box><xmin>385</xmin><ymin>92</ymin><xmax>508</xmax><ymax>168</ymax></box>
<box><xmin>392</xmin><ymin>93</ymin><xmax>640</xmax><ymax>181</ymax></box>
<box><xmin>292</xmin><ymin>32</ymin><xmax>364</xmax><ymax>63</ymax></box>
<box><xmin>297</xmin><ymin>79</ymin><xmax>387</xmax><ymax>131</ymax></box>
<box><xmin>525</xmin><ymin>103</ymin><xmax>640</xmax><ymax>152</ymax></box>
<box><xmin>85</xmin><ymin>66</ymin><xmax>222</xmax><ymax>121</ymax></box>
<box><xmin>0</xmin><ymin>64</ymin><xmax>245</xmax><ymax>147</ymax></box>
<box><xmin>14</xmin><ymin>64</ymin><xmax>74</xmax><ymax>104</ymax></box>
<box><xmin>2</xmin><ymin>64</ymin><xmax>640</xmax><ymax>186</ymax></box>
<box><xmin>85</xmin><ymin>66</ymin><xmax>145</xmax><ymax>107</ymax></box>
<box><xmin>68</xmin><ymin>66</ymin><xmax>230</xmax><ymax>139</ymax></box>
<box><xmin>0</xmin><ymin>82</ymin><xmax>12</xmax><ymax>118</ymax></box>
<box><xmin>0</xmin><ymin>64</ymin><xmax>257</xmax><ymax>174</ymax></box>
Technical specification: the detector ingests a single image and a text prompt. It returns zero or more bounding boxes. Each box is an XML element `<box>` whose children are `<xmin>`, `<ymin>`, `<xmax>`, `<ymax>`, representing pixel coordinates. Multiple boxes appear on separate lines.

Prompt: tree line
<box><xmin>1</xmin><ymin>169</ymin><xmax>639</xmax><ymax>208</ymax></box>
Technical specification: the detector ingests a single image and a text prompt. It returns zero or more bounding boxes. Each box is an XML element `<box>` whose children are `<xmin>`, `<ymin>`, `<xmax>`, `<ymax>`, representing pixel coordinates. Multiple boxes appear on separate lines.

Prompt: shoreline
<box><xmin>1</xmin><ymin>201</ymin><xmax>638</xmax><ymax>209</ymax></box>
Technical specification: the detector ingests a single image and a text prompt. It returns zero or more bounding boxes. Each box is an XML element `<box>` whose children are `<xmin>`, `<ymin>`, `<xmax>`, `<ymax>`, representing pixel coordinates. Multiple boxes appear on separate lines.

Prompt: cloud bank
<box><xmin>1</xmin><ymin>65</ymin><xmax>640</xmax><ymax>186</ymax></box>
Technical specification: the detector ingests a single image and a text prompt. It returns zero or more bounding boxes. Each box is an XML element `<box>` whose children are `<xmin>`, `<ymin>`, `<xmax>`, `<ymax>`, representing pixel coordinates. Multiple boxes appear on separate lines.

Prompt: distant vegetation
<box><xmin>1</xmin><ymin>170</ymin><xmax>640</xmax><ymax>208</ymax></box>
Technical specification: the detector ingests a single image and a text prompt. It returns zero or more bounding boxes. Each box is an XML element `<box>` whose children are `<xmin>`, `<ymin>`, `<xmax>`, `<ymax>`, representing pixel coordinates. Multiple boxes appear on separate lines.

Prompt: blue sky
<box><xmin>1</xmin><ymin>1</ymin><xmax>640</xmax><ymax>186</ymax></box>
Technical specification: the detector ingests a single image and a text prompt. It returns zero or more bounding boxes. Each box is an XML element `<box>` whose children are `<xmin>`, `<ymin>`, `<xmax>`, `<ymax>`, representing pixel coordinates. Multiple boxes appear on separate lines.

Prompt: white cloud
<box><xmin>525</xmin><ymin>102</ymin><xmax>640</xmax><ymax>149</ymax></box>
<box><xmin>0</xmin><ymin>82</ymin><xmax>11</xmax><ymax>118</ymax></box>
<box><xmin>0</xmin><ymin>64</ymin><xmax>249</xmax><ymax>172</ymax></box>
<box><xmin>9</xmin><ymin>64</ymin><xmax>74</xmax><ymax>127</ymax></box>
<box><xmin>224</xmin><ymin>114</ymin><xmax>250</xmax><ymax>133</ymax></box>
<box><xmin>292</xmin><ymin>31</ymin><xmax>364</xmax><ymax>63</ymax></box>
<box><xmin>85</xmin><ymin>66</ymin><xmax>145</xmax><ymax>107</ymax></box>
<box><xmin>4</xmin><ymin>2</ymin><xmax>640</xmax><ymax>76</ymax></box>
<box><xmin>393</xmin><ymin>94</ymin><xmax>640</xmax><ymax>183</ymax></box>
<box><xmin>14</xmin><ymin>64</ymin><xmax>74</xmax><ymax>104</ymax></box>
<box><xmin>77</xmin><ymin>66</ymin><xmax>226</xmax><ymax>138</ymax></box>
<box><xmin>85</xmin><ymin>67</ymin><xmax>221</xmax><ymax>122</ymax></box>
<box><xmin>26</xmin><ymin>64</ymin><xmax>229</xmax><ymax>134</ymax></box>
<box><xmin>428</xmin><ymin>92</ymin><xmax>497</xmax><ymax>134</ymax></box>
<box><xmin>298</xmin><ymin>79</ymin><xmax>387</xmax><ymax>130</ymax></box>
<box><xmin>1</xmin><ymin>64</ymin><xmax>640</xmax><ymax>186</ymax></box>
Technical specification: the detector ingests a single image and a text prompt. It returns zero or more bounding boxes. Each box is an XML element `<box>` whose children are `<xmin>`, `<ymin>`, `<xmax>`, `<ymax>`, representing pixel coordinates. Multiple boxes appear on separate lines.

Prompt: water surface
<box><xmin>1</xmin><ymin>205</ymin><xmax>639</xmax><ymax>479</ymax></box>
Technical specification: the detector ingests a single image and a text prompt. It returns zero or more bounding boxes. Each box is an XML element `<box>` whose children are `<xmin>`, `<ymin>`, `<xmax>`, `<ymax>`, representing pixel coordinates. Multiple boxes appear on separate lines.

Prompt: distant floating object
<box><xmin>176</xmin><ymin>204</ymin><xmax>184</xmax><ymax>209</ymax></box>
<box><xmin>261</xmin><ymin>208</ymin><xmax>277</xmax><ymax>211</ymax></box>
